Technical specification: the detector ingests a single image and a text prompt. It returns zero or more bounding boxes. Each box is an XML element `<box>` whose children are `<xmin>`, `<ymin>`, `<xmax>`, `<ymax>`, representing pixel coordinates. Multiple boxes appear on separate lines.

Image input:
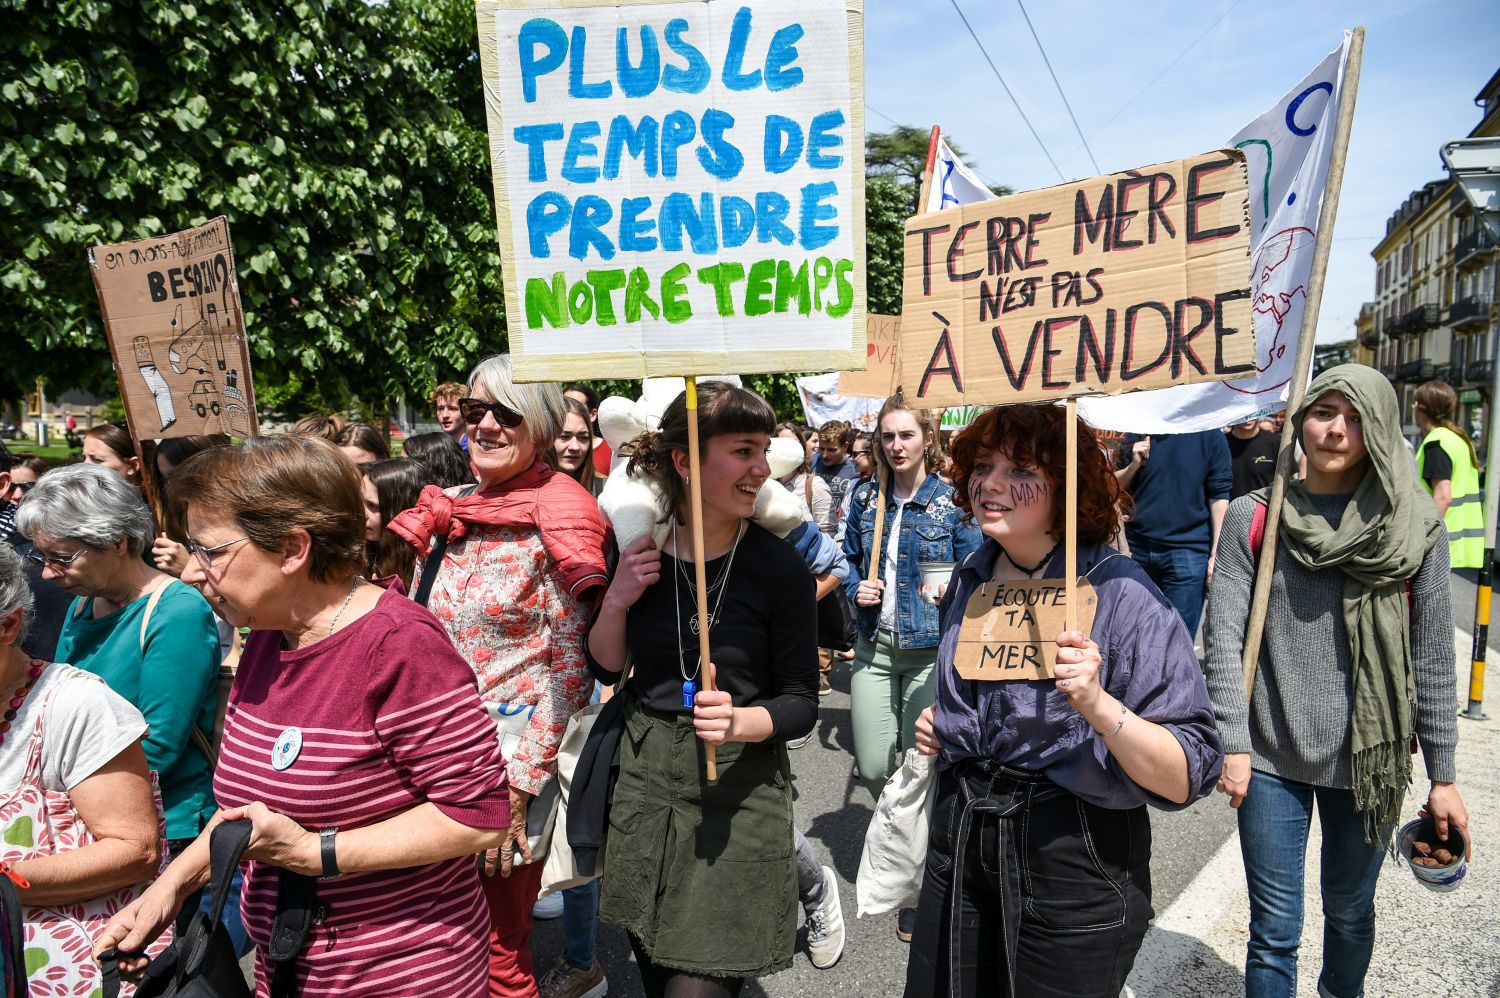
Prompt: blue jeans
<box><xmin>561</xmin><ymin>880</ymin><xmax>600</xmax><ymax>969</ymax></box>
<box><xmin>1126</xmin><ymin>537</ymin><xmax>1208</xmax><ymax>635</ymax></box>
<box><xmin>1237</xmin><ymin>771</ymin><xmax>1385</xmax><ymax>998</ymax></box>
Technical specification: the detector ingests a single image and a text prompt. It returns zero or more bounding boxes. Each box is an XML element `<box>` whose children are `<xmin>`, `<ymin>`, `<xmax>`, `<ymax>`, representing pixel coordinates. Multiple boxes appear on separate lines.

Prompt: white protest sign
<box><xmin>477</xmin><ymin>0</ymin><xmax>866</xmax><ymax>382</ymax></box>
<box><xmin>1079</xmin><ymin>36</ymin><xmax>1351</xmax><ymax>433</ymax></box>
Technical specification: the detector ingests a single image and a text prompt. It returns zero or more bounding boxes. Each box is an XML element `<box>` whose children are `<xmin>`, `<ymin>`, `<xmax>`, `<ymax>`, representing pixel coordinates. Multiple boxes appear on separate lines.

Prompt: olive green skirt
<box><xmin>599</xmin><ymin>694</ymin><xmax>797</xmax><ymax>978</ymax></box>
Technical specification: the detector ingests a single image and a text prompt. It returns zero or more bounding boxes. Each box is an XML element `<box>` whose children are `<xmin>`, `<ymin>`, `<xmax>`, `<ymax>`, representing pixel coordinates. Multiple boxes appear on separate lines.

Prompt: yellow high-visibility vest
<box><xmin>1417</xmin><ymin>425</ymin><xmax>1484</xmax><ymax>570</ymax></box>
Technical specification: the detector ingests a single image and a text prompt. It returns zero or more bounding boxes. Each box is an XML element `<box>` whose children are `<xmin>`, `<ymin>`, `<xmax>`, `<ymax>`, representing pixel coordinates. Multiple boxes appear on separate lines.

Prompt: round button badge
<box><xmin>271</xmin><ymin>727</ymin><xmax>303</xmax><ymax>771</ymax></box>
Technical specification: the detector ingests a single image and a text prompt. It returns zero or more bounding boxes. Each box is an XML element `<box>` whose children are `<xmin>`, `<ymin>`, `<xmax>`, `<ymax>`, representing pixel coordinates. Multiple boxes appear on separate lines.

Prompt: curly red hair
<box><xmin>947</xmin><ymin>404</ymin><xmax>1129</xmax><ymax>546</ymax></box>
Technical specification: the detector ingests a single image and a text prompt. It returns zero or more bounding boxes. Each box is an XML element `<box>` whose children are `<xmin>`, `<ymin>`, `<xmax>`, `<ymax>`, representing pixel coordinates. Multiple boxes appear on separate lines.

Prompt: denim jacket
<box><xmin>840</xmin><ymin>474</ymin><xmax>983</xmax><ymax>649</ymax></box>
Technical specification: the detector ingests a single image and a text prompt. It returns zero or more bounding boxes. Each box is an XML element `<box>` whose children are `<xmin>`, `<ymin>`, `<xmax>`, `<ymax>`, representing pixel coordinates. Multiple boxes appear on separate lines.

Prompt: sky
<box><xmin>864</xmin><ymin>0</ymin><xmax>1500</xmax><ymax>344</ymax></box>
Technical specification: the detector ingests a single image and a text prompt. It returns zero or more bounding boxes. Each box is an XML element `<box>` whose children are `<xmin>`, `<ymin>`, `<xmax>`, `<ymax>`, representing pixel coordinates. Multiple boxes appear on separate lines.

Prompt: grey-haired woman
<box><xmin>16</xmin><ymin>465</ymin><xmax>220</xmax><ymax>852</ymax></box>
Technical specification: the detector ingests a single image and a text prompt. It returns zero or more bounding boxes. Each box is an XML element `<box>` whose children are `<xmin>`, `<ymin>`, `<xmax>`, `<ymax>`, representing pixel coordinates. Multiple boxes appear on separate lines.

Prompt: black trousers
<box><xmin>904</xmin><ymin>760</ymin><xmax>1154</xmax><ymax>998</ymax></box>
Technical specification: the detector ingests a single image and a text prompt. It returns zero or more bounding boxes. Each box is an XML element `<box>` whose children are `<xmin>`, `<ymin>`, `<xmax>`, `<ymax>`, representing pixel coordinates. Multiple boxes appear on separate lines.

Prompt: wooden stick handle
<box><xmin>1241</xmin><ymin>28</ymin><xmax>1364</xmax><ymax>698</ymax></box>
<box><xmin>1065</xmin><ymin>400</ymin><xmax>1079</xmax><ymax>635</ymax></box>
<box><xmin>684</xmin><ymin>378</ymin><xmax>716</xmax><ymax>781</ymax></box>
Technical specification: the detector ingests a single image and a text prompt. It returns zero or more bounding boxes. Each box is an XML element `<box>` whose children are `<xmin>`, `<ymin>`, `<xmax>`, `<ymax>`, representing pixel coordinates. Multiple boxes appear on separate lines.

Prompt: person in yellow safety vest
<box><xmin>1413</xmin><ymin>380</ymin><xmax>1485</xmax><ymax>572</ymax></box>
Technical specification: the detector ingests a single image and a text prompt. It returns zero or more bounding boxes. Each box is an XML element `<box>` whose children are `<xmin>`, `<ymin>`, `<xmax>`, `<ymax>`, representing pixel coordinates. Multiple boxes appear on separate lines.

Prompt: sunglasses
<box><xmin>25</xmin><ymin>546</ymin><xmax>87</xmax><ymax>569</ymax></box>
<box><xmin>7</xmin><ymin>481</ymin><xmax>35</xmax><ymax>496</ymax></box>
<box><xmin>458</xmin><ymin>397</ymin><xmax>525</xmax><ymax>429</ymax></box>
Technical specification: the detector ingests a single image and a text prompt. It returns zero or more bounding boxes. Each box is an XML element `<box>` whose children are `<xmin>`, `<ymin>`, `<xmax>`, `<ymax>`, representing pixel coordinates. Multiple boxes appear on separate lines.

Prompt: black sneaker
<box><xmin>896</xmin><ymin>906</ymin><xmax>916</xmax><ymax>943</ymax></box>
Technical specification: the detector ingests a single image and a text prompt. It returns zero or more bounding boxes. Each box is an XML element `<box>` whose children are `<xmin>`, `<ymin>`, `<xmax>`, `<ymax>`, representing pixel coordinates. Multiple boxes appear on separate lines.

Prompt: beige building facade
<box><xmin>1364</xmin><ymin>67</ymin><xmax>1499</xmax><ymax>455</ymax></box>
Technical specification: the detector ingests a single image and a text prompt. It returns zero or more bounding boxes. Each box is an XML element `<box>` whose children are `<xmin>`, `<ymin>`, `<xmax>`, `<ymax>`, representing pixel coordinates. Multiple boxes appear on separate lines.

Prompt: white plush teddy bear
<box><xmin>596</xmin><ymin>379</ymin><xmax>807</xmax><ymax>550</ymax></box>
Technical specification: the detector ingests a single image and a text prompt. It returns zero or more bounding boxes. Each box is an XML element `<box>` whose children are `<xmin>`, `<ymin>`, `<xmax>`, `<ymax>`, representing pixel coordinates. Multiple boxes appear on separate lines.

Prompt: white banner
<box><xmin>1079</xmin><ymin>35</ymin><xmax>1351</xmax><ymax>433</ymax></box>
<box><xmin>923</xmin><ymin>135</ymin><xmax>998</xmax><ymax>214</ymax></box>
<box><xmin>796</xmin><ymin>372</ymin><xmax>883</xmax><ymax>432</ymax></box>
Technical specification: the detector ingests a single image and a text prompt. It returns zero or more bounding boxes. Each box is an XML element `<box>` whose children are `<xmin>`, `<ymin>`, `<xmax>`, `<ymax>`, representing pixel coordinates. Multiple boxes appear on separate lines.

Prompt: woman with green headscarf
<box><xmin>1202</xmin><ymin>364</ymin><xmax>1469</xmax><ymax>998</ymax></box>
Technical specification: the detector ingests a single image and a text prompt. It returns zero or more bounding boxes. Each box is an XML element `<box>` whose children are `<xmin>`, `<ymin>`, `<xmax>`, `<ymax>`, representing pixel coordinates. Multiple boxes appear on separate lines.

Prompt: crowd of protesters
<box><xmin>0</xmin><ymin>367</ymin><xmax>1478</xmax><ymax>998</ymax></box>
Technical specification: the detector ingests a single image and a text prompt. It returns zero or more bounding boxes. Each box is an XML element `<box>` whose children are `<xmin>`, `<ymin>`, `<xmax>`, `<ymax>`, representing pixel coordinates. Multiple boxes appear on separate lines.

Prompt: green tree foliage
<box><xmin>0</xmin><ymin>0</ymin><xmax>500</xmax><ymax>411</ymax></box>
<box><xmin>861</xmin><ymin>127</ymin><xmax>1010</xmax><ymax>318</ymax></box>
<box><xmin>865</xmin><ymin>176</ymin><xmax>911</xmax><ymax>316</ymax></box>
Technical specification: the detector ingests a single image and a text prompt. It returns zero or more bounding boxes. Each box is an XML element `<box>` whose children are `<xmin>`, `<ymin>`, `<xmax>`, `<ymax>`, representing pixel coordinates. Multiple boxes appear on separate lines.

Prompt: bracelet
<box><xmin>1097</xmin><ymin>701</ymin><xmax>1128</xmax><ymax>738</ymax></box>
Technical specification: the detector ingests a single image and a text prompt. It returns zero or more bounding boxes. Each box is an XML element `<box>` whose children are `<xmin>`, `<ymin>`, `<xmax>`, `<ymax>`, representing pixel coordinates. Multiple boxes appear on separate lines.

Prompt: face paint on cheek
<box><xmin>968</xmin><ymin>475</ymin><xmax>983</xmax><ymax>505</ymax></box>
<box><xmin>1008</xmin><ymin>481</ymin><xmax>1053</xmax><ymax>507</ymax></box>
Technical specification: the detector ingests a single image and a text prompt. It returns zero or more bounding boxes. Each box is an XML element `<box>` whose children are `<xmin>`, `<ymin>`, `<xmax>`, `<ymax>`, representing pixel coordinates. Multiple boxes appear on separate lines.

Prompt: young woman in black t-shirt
<box><xmin>586</xmin><ymin>382</ymin><xmax>819</xmax><ymax>997</ymax></box>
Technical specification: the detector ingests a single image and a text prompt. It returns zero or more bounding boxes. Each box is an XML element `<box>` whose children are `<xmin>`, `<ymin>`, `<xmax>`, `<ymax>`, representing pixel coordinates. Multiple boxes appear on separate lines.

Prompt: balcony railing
<box><xmin>1394</xmin><ymin>359</ymin><xmax>1435</xmax><ymax>382</ymax></box>
<box><xmin>1456</xmin><ymin>228</ymin><xmax>1497</xmax><ymax>267</ymax></box>
<box><xmin>1436</xmin><ymin>364</ymin><xmax>1463</xmax><ymax>387</ymax></box>
<box><xmin>1358</xmin><ymin>327</ymin><xmax>1382</xmax><ymax>349</ymax></box>
<box><xmin>1467</xmin><ymin>359</ymin><xmax>1495</xmax><ymax>384</ymax></box>
<box><xmin>1395</xmin><ymin>303</ymin><xmax>1442</xmax><ymax>335</ymax></box>
<box><xmin>1448</xmin><ymin>294</ymin><xmax>1492</xmax><ymax>330</ymax></box>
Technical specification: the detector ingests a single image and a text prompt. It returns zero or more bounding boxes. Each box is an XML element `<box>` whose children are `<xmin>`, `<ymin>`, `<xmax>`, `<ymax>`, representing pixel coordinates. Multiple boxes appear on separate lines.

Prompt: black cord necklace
<box><xmin>1001</xmin><ymin>541</ymin><xmax>1060</xmax><ymax>577</ymax></box>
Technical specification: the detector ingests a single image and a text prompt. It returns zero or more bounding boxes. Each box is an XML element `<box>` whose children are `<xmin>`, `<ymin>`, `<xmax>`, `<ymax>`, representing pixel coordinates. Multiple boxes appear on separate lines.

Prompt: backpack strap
<box><xmin>1248</xmin><ymin>499</ymin><xmax>1413</xmax><ymax>611</ymax></box>
<box><xmin>411</xmin><ymin>485</ymin><xmax>477</xmax><ymax>608</ymax></box>
<box><xmin>136</xmin><ymin>579</ymin><xmax>169</xmax><ymax>654</ymax></box>
<box><xmin>137</xmin><ymin>580</ymin><xmax>219</xmax><ymax>767</ymax></box>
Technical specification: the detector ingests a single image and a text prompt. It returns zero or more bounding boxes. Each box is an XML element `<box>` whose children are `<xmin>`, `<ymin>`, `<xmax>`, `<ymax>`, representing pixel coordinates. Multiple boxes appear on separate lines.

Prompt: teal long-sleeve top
<box><xmin>54</xmin><ymin>579</ymin><xmax>220</xmax><ymax>840</ymax></box>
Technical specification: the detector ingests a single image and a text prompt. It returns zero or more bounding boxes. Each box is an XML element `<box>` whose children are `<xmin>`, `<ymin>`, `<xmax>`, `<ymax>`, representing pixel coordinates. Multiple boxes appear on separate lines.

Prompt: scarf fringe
<box><xmin>1351</xmin><ymin>740</ymin><xmax>1411</xmax><ymax>849</ymax></box>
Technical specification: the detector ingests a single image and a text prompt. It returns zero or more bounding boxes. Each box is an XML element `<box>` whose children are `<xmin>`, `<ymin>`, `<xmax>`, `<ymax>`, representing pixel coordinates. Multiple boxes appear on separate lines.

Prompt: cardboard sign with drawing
<box><xmin>89</xmin><ymin>217</ymin><xmax>257</xmax><ymax>442</ymax></box>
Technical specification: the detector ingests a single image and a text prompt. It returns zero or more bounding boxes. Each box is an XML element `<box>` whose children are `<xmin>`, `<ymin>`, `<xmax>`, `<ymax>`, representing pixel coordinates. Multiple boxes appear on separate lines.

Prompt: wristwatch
<box><xmin>318</xmin><ymin>827</ymin><xmax>342</xmax><ymax>881</ymax></box>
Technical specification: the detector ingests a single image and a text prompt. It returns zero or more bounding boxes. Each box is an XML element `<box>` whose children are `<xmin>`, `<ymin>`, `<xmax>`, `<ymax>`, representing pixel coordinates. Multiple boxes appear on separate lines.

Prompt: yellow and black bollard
<box><xmin>1461</xmin><ymin>547</ymin><xmax>1492</xmax><ymax>721</ymax></box>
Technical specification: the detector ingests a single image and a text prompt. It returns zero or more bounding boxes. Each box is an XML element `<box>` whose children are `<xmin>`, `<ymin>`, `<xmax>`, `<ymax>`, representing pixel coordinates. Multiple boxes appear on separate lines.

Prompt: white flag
<box><xmin>1079</xmin><ymin>33</ymin><xmax>1352</xmax><ymax>434</ymax></box>
<box><xmin>924</xmin><ymin>136</ymin><xmax>999</xmax><ymax>214</ymax></box>
<box><xmin>797</xmin><ymin>373</ymin><xmax>884</xmax><ymax>433</ymax></box>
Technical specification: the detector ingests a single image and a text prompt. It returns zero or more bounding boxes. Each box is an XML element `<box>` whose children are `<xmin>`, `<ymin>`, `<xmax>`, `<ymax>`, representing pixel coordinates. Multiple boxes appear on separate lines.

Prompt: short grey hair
<box><xmin>0</xmin><ymin>545</ymin><xmax>35</xmax><ymax>646</ymax></box>
<box><xmin>15</xmin><ymin>464</ymin><xmax>154</xmax><ymax>557</ymax></box>
<box><xmin>467</xmin><ymin>353</ymin><xmax>565</xmax><ymax>452</ymax></box>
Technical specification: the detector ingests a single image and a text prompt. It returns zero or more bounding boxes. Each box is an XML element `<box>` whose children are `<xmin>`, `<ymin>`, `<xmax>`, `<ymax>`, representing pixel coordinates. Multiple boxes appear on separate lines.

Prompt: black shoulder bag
<box><xmin>101</xmin><ymin>819</ymin><xmax>319</xmax><ymax>998</ymax></box>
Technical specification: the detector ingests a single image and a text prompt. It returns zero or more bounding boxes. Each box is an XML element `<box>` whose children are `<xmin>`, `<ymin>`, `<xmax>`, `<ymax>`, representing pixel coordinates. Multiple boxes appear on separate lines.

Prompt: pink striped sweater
<box><xmin>215</xmin><ymin>589</ymin><xmax>509</xmax><ymax>996</ymax></box>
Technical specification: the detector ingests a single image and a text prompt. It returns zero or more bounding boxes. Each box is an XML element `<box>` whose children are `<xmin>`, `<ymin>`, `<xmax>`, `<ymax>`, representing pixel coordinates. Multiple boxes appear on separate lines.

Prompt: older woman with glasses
<box><xmin>390</xmin><ymin>354</ymin><xmax>608</xmax><ymax>997</ymax></box>
<box><xmin>16</xmin><ymin>465</ymin><xmax>221</xmax><ymax>861</ymax></box>
<box><xmin>96</xmin><ymin>434</ymin><xmax>513</xmax><ymax>995</ymax></box>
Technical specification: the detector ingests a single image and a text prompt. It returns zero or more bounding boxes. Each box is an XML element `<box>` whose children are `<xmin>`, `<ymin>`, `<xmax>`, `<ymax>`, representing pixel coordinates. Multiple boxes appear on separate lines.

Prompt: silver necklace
<box><xmin>327</xmin><ymin>577</ymin><xmax>363</xmax><ymax>637</ymax></box>
<box><xmin>672</xmin><ymin>523</ymin><xmax>743</xmax><ymax>705</ymax></box>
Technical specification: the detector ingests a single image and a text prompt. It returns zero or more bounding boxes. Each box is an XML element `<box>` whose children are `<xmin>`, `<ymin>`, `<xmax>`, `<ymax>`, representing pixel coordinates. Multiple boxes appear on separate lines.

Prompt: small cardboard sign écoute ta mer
<box><xmin>955</xmin><ymin>578</ymin><xmax>1098</xmax><ymax>681</ymax></box>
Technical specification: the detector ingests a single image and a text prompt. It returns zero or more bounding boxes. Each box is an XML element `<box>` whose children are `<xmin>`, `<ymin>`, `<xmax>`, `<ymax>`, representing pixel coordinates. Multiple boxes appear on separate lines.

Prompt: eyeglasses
<box><xmin>25</xmin><ymin>546</ymin><xmax>88</xmax><ymax>569</ymax></box>
<box><xmin>185</xmin><ymin>535</ymin><xmax>250</xmax><ymax>570</ymax></box>
<box><xmin>458</xmin><ymin>397</ymin><xmax>525</xmax><ymax>428</ymax></box>
<box><xmin>8</xmin><ymin>482</ymin><xmax>35</xmax><ymax>495</ymax></box>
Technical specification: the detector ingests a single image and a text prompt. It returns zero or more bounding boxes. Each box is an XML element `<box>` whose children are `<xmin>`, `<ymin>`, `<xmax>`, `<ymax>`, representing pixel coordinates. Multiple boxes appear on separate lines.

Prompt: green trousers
<box><xmin>850</xmin><ymin>627</ymin><xmax>937</xmax><ymax>799</ymax></box>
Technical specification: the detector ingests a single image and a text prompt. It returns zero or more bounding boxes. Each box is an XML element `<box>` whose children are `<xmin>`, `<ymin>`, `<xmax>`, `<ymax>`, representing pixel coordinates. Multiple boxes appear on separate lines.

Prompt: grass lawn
<box><xmin>6</xmin><ymin>443</ymin><xmax>79</xmax><ymax>462</ymax></box>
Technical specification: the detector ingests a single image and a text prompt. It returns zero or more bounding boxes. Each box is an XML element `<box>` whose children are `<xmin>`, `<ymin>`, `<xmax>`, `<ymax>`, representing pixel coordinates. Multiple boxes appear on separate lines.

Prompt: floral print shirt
<box><xmin>418</xmin><ymin>523</ymin><xmax>592</xmax><ymax>796</ymax></box>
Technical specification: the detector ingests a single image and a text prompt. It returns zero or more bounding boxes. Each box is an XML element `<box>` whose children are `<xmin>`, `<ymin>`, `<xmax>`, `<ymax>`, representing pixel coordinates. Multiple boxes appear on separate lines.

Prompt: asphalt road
<box><xmin>532</xmin><ymin>571</ymin><xmax>1499</xmax><ymax>996</ymax></box>
<box><xmin>530</xmin><ymin>659</ymin><xmax>1239</xmax><ymax>998</ymax></box>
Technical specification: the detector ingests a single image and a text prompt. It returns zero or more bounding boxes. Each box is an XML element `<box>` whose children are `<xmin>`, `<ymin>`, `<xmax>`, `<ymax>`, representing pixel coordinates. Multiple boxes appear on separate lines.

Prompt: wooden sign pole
<box><xmin>1241</xmin><ymin>27</ymin><xmax>1364</xmax><ymax>698</ymax></box>
<box><xmin>1065</xmin><ymin>400</ymin><xmax>1079</xmax><ymax>632</ymax></box>
<box><xmin>866</xmin><ymin>466</ymin><xmax>889</xmax><ymax>585</ymax></box>
<box><xmin>684</xmin><ymin>377</ymin><xmax>717</xmax><ymax>781</ymax></box>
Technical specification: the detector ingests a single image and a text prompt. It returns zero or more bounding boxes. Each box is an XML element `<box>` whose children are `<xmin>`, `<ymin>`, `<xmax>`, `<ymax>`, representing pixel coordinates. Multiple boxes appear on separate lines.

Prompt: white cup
<box><xmin>917</xmin><ymin>560</ymin><xmax>955</xmax><ymax>604</ymax></box>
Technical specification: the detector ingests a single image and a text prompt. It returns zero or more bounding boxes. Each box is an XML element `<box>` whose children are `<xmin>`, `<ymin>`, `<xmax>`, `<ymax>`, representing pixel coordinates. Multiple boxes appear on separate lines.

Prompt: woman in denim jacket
<box><xmin>841</xmin><ymin>394</ymin><xmax>982</xmax><ymax>804</ymax></box>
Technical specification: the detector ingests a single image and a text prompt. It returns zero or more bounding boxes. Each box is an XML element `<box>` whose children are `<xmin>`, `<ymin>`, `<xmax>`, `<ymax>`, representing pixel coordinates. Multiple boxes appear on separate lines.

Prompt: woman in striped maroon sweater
<box><xmin>95</xmin><ymin>435</ymin><xmax>512</xmax><ymax>997</ymax></box>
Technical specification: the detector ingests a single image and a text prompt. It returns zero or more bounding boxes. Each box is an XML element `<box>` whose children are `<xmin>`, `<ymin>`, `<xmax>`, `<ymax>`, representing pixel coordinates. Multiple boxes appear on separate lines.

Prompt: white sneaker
<box><xmin>805</xmin><ymin>865</ymin><xmax>845</xmax><ymax>969</ymax></box>
<box><xmin>532</xmin><ymin>891</ymin><xmax>565</xmax><ymax>920</ymax></box>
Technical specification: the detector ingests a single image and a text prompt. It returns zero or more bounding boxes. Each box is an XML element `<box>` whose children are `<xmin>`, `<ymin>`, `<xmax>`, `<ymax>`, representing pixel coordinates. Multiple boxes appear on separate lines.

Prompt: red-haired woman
<box><xmin>904</xmin><ymin>404</ymin><xmax>1223</xmax><ymax>998</ymax></box>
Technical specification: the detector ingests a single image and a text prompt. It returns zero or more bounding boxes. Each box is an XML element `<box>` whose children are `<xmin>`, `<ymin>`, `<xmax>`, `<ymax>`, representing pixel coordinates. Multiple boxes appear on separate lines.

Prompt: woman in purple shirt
<box><xmin>904</xmin><ymin>404</ymin><xmax>1223</xmax><ymax>998</ymax></box>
